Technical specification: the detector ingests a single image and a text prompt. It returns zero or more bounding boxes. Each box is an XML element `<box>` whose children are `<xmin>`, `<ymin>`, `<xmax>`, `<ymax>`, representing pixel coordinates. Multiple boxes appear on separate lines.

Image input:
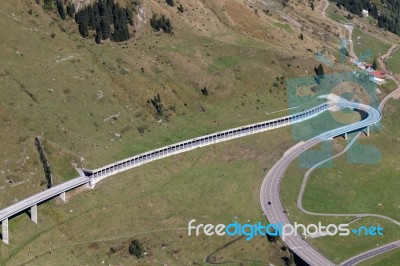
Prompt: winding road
<box><xmin>260</xmin><ymin>97</ymin><xmax>382</xmax><ymax>266</ymax></box>
<box><xmin>296</xmin><ymin>92</ymin><xmax>400</xmax><ymax>227</ymax></box>
<box><xmin>276</xmin><ymin>0</ymin><xmax>400</xmax><ymax>266</ymax></box>
<box><xmin>0</xmin><ymin>2</ymin><xmax>399</xmax><ymax>265</ymax></box>
<box><xmin>0</xmin><ymin>81</ymin><xmax>397</xmax><ymax>265</ymax></box>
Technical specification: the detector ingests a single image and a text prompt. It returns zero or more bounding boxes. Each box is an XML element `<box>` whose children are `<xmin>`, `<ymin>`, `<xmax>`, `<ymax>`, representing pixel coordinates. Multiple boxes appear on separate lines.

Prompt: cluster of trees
<box><xmin>74</xmin><ymin>0</ymin><xmax>133</xmax><ymax>43</ymax></box>
<box><xmin>150</xmin><ymin>14</ymin><xmax>173</xmax><ymax>33</ymax></box>
<box><xmin>165</xmin><ymin>0</ymin><xmax>184</xmax><ymax>12</ymax></box>
<box><xmin>334</xmin><ymin>0</ymin><xmax>400</xmax><ymax>35</ymax></box>
<box><xmin>41</xmin><ymin>0</ymin><xmax>134</xmax><ymax>43</ymax></box>
<box><xmin>42</xmin><ymin>0</ymin><xmax>72</xmax><ymax>19</ymax></box>
<box><xmin>35</xmin><ymin>137</ymin><xmax>53</xmax><ymax>188</ymax></box>
<box><xmin>334</xmin><ymin>0</ymin><xmax>378</xmax><ymax>17</ymax></box>
<box><xmin>42</xmin><ymin>0</ymin><xmax>180</xmax><ymax>42</ymax></box>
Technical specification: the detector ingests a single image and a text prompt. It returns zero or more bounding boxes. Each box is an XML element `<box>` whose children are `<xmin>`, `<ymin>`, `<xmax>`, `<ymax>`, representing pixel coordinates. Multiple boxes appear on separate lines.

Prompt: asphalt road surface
<box><xmin>260</xmin><ymin>100</ymin><xmax>381</xmax><ymax>266</ymax></box>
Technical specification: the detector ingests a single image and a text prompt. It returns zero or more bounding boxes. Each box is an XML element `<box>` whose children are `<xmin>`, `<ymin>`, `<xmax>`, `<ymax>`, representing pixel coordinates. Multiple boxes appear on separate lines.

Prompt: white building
<box><xmin>370</xmin><ymin>76</ymin><xmax>385</xmax><ymax>85</ymax></box>
<box><xmin>362</xmin><ymin>10</ymin><xmax>369</xmax><ymax>17</ymax></box>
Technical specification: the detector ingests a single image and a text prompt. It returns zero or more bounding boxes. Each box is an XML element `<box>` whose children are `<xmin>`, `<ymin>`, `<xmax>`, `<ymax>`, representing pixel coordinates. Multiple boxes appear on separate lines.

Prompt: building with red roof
<box><xmin>372</xmin><ymin>71</ymin><xmax>386</xmax><ymax>79</ymax></box>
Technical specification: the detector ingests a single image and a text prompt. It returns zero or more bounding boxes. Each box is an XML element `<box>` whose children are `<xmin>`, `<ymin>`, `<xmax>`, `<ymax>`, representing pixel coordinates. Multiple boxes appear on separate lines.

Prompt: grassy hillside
<box><xmin>1</xmin><ymin>0</ymin><xmax>400</xmax><ymax>264</ymax></box>
<box><xmin>0</xmin><ymin>126</ymin><xmax>297</xmax><ymax>265</ymax></box>
<box><xmin>0</xmin><ymin>0</ymin><xmax>344</xmax><ymax>206</ymax></box>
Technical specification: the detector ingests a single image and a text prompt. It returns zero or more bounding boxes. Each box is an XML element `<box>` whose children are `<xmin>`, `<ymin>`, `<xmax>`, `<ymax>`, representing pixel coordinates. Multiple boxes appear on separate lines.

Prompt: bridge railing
<box><xmin>86</xmin><ymin>102</ymin><xmax>334</xmax><ymax>185</ymax></box>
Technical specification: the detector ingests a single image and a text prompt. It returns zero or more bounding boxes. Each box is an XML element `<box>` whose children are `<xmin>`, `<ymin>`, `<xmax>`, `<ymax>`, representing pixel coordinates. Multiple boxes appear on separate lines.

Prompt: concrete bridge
<box><xmin>0</xmin><ymin>177</ymin><xmax>89</xmax><ymax>244</ymax></box>
<box><xmin>0</xmin><ymin>99</ymin><xmax>378</xmax><ymax>244</ymax></box>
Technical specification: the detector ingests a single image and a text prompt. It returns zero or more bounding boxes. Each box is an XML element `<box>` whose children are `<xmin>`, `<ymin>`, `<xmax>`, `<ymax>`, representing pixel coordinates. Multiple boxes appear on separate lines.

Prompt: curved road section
<box><xmin>340</xmin><ymin>240</ymin><xmax>400</xmax><ymax>266</ymax></box>
<box><xmin>260</xmin><ymin>97</ymin><xmax>381</xmax><ymax>266</ymax></box>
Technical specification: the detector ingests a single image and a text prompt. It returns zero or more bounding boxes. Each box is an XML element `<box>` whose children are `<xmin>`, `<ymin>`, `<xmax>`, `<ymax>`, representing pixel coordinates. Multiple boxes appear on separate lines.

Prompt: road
<box><xmin>0</xmin><ymin>87</ymin><xmax>395</xmax><ymax>265</ymax></box>
<box><xmin>310</xmin><ymin>3</ymin><xmax>400</xmax><ymax>265</ymax></box>
<box><xmin>260</xmin><ymin>98</ymin><xmax>381</xmax><ymax>266</ymax></box>
<box><xmin>327</xmin><ymin>69</ymin><xmax>400</xmax><ymax>265</ymax></box>
<box><xmin>296</xmin><ymin>81</ymin><xmax>400</xmax><ymax>224</ymax></box>
<box><xmin>340</xmin><ymin>240</ymin><xmax>400</xmax><ymax>266</ymax></box>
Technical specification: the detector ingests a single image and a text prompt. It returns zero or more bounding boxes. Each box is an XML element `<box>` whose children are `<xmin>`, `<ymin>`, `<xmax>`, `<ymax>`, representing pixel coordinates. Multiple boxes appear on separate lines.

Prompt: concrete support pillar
<box><xmin>2</xmin><ymin>218</ymin><xmax>9</xmax><ymax>244</ymax></box>
<box><xmin>88</xmin><ymin>179</ymin><xmax>96</xmax><ymax>188</ymax></box>
<box><xmin>344</xmin><ymin>132</ymin><xmax>348</xmax><ymax>140</ymax></box>
<box><xmin>366</xmin><ymin>126</ymin><xmax>370</xmax><ymax>137</ymax></box>
<box><xmin>60</xmin><ymin>192</ymin><xmax>66</xmax><ymax>202</ymax></box>
<box><xmin>30</xmin><ymin>205</ymin><xmax>38</xmax><ymax>224</ymax></box>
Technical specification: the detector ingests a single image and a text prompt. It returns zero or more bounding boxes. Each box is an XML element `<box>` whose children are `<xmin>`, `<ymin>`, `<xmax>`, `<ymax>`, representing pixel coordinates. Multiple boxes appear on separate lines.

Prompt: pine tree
<box><xmin>177</xmin><ymin>4</ymin><xmax>184</xmax><ymax>13</ymax></box>
<box><xmin>86</xmin><ymin>6</ymin><xmax>96</xmax><ymax>30</ymax></box>
<box><xmin>315</xmin><ymin>63</ymin><xmax>324</xmax><ymax>78</ymax></box>
<box><xmin>93</xmin><ymin>3</ymin><xmax>101</xmax><ymax>29</ymax></box>
<box><xmin>129</xmin><ymin>240</ymin><xmax>144</xmax><ymax>259</ymax></box>
<box><xmin>150</xmin><ymin>93</ymin><xmax>163</xmax><ymax>117</ymax></box>
<box><xmin>95</xmin><ymin>27</ymin><xmax>102</xmax><ymax>44</ymax></box>
<box><xmin>66</xmin><ymin>3</ymin><xmax>75</xmax><ymax>18</ymax></box>
<box><xmin>150</xmin><ymin>14</ymin><xmax>160</xmax><ymax>31</ymax></box>
<box><xmin>372</xmin><ymin>59</ymin><xmax>378</xmax><ymax>70</ymax></box>
<box><xmin>56</xmin><ymin>0</ymin><xmax>66</xmax><ymax>20</ymax></box>
<box><xmin>100</xmin><ymin>16</ymin><xmax>111</xmax><ymax>39</ymax></box>
<box><xmin>126</xmin><ymin>8</ymin><xmax>134</xmax><ymax>25</ymax></box>
<box><xmin>98</xmin><ymin>0</ymin><xmax>107</xmax><ymax>17</ymax></box>
<box><xmin>78</xmin><ymin>22</ymin><xmax>89</xmax><ymax>37</ymax></box>
<box><xmin>163</xmin><ymin>17</ymin><xmax>172</xmax><ymax>33</ymax></box>
<box><xmin>166</xmin><ymin>0</ymin><xmax>174</xmax><ymax>7</ymax></box>
<box><xmin>112</xmin><ymin>5</ymin><xmax>130</xmax><ymax>42</ymax></box>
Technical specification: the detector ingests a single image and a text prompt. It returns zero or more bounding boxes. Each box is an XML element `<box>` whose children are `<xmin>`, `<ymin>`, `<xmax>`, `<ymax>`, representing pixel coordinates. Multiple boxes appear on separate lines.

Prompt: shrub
<box><xmin>129</xmin><ymin>239</ymin><xmax>144</xmax><ymax>259</ymax></box>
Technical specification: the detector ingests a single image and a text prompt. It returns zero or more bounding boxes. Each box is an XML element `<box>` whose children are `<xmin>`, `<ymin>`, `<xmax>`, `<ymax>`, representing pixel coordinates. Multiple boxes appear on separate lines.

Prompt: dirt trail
<box><xmin>320</xmin><ymin>0</ymin><xmax>348</xmax><ymax>40</ymax></box>
<box><xmin>378</xmin><ymin>44</ymin><xmax>398</xmax><ymax>74</ymax></box>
